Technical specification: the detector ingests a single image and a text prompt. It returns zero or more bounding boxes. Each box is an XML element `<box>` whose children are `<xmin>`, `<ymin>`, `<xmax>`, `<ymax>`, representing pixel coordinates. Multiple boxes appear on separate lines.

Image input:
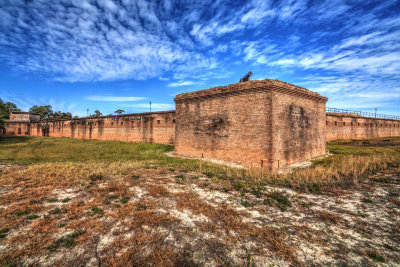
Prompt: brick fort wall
<box><xmin>174</xmin><ymin>79</ymin><xmax>328</xmax><ymax>169</ymax></box>
<box><xmin>326</xmin><ymin>113</ymin><xmax>400</xmax><ymax>141</ymax></box>
<box><xmin>1</xmin><ymin>79</ymin><xmax>400</xmax><ymax>169</ymax></box>
<box><xmin>1</xmin><ymin>111</ymin><xmax>175</xmax><ymax>145</ymax></box>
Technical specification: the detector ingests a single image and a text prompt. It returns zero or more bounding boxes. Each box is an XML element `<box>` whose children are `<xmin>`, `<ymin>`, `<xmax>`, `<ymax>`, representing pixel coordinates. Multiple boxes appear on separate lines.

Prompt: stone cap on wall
<box><xmin>174</xmin><ymin>79</ymin><xmax>328</xmax><ymax>103</ymax></box>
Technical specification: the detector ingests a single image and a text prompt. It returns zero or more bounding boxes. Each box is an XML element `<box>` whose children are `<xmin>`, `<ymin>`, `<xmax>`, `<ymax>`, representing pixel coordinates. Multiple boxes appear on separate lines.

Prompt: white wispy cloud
<box><xmin>86</xmin><ymin>96</ymin><xmax>146</xmax><ymax>102</ymax></box>
<box><xmin>167</xmin><ymin>80</ymin><xmax>201</xmax><ymax>87</ymax></box>
<box><xmin>121</xmin><ymin>103</ymin><xmax>175</xmax><ymax>111</ymax></box>
<box><xmin>0</xmin><ymin>0</ymin><xmax>399</xmax><ymax>114</ymax></box>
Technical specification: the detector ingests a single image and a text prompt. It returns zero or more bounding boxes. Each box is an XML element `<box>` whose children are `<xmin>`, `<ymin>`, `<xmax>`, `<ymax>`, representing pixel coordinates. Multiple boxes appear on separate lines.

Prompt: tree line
<box><xmin>0</xmin><ymin>99</ymin><xmax>73</xmax><ymax>123</ymax></box>
<box><xmin>0</xmin><ymin>98</ymin><xmax>126</xmax><ymax>126</ymax></box>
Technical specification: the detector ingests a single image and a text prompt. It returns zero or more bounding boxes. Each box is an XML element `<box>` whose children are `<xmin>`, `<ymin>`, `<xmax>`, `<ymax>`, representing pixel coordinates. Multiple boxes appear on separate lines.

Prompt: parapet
<box><xmin>174</xmin><ymin>79</ymin><xmax>328</xmax><ymax>102</ymax></box>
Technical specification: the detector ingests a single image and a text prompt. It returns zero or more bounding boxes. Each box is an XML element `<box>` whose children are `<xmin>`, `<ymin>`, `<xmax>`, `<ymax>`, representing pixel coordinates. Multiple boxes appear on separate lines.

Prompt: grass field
<box><xmin>0</xmin><ymin>136</ymin><xmax>399</xmax><ymax>266</ymax></box>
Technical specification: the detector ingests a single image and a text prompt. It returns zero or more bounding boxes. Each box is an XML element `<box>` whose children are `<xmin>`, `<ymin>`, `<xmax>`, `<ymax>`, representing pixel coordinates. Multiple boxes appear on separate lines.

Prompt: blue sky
<box><xmin>0</xmin><ymin>0</ymin><xmax>399</xmax><ymax>117</ymax></box>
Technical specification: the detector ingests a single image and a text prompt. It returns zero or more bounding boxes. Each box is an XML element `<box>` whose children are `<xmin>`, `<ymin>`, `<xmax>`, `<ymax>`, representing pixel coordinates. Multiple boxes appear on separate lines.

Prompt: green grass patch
<box><xmin>368</xmin><ymin>252</ymin><xmax>385</xmax><ymax>262</ymax></box>
<box><xmin>88</xmin><ymin>206</ymin><xmax>104</xmax><ymax>217</ymax></box>
<box><xmin>26</xmin><ymin>214</ymin><xmax>39</xmax><ymax>220</ymax></box>
<box><xmin>120</xmin><ymin>197</ymin><xmax>130</xmax><ymax>204</ymax></box>
<box><xmin>49</xmin><ymin>208</ymin><xmax>67</xmax><ymax>215</ymax></box>
<box><xmin>1</xmin><ymin>136</ymin><xmax>399</xmax><ymax>194</ymax></box>
<box><xmin>240</xmin><ymin>199</ymin><xmax>255</xmax><ymax>208</ymax></box>
<box><xmin>264</xmin><ymin>191</ymin><xmax>291</xmax><ymax>212</ymax></box>
<box><xmin>47</xmin><ymin>230</ymin><xmax>85</xmax><ymax>251</ymax></box>
<box><xmin>62</xmin><ymin>198</ymin><xmax>71</xmax><ymax>203</ymax></box>
<box><xmin>0</xmin><ymin>228</ymin><xmax>10</xmax><ymax>238</ymax></box>
<box><xmin>16</xmin><ymin>208</ymin><xmax>31</xmax><ymax>216</ymax></box>
<box><xmin>362</xmin><ymin>198</ymin><xmax>373</xmax><ymax>204</ymax></box>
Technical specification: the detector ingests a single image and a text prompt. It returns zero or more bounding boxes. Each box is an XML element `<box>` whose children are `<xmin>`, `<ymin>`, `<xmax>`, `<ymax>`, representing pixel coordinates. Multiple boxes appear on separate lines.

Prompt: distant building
<box><xmin>8</xmin><ymin>111</ymin><xmax>40</xmax><ymax>122</ymax></box>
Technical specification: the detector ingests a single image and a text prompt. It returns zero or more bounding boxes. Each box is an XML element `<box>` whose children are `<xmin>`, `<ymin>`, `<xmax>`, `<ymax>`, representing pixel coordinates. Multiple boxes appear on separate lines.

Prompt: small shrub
<box><xmin>368</xmin><ymin>252</ymin><xmax>385</xmax><ymax>262</ymax></box>
<box><xmin>203</xmin><ymin>171</ymin><xmax>214</xmax><ymax>178</ymax></box>
<box><xmin>47</xmin><ymin>230</ymin><xmax>85</xmax><ymax>251</ymax></box>
<box><xmin>89</xmin><ymin>173</ymin><xmax>104</xmax><ymax>182</ymax></box>
<box><xmin>357</xmin><ymin>210</ymin><xmax>368</xmax><ymax>218</ymax></box>
<box><xmin>240</xmin><ymin>199</ymin><xmax>254</xmax><ymax>208</ymax></box>
<box><xmin>16</xmin><ymin>208</ymin><xmax>31</xmax><ymax>216</ymax></box>
<box><xmin>362</xmin><ymin>198</ymin><xmax>373</xmax><ymax>204</ymax></box>
<box><xmin>107</xmin><ymin>195</ymin><xmax>119</xmax><ymax>200</ymax></box>
<box><xmin>58</xmin><ymin>223</ymin><xmax>66</xmax><ymax>228</ymax></box>
<box><xmin>0</xmin><ymin>228</ymin><xmax>10</xmax><ymax>238</ymax></box>
<box><xmin>263</xmin><ymin>198</ymin><xmax>273</xmax><ymax>206</ymax></box>
<box><xmin>120</xmin><ymin>197</ymin><xmax>130</xmax><ymax>204</ymax></box>
<box><xmin>62</xmin><ymin>198</ymin><xmax>71</xmax><ymax>203</ymax></box>
<box><xmin>190</xmin><ymin>176</ymin><xmax>199</xmax><ymax>179</ymax></box>
<box><xmin>47</xmin><ymin>198</ymin><xmax>58</xmax><ymax>203</ymax></box>
<box><xmin>300</xmin><ymin>201</ymin><xmax>311</xmax><ymax>208</ymax></box>
<box><xmin>131</xmin><ymin>175</ymin><xmax>140</xmax><ymax>180</ymax></box>
<box><xmin>307</xmin><ymin>183</ymin><xmax>321</xmax><ymax>193</ymax></box>
<box><xmin>372</xmin><ymin>177</ymin><xmax>391</xmax><ymax>183</ymax></box>
<box><xmin>317</xmin><ymin>211</ymin><xmax>339</xmax><ymax>224</ymax></box>
<box><xmin>137</xmin><ymin>203</ymin><xmax>147</xmax><ymax>211</ymax></box>
<box><xmin>27</xmin><ymin>214</ymin><xmax>39</xmax><ymax>220</ymax></box>
<box><xmin>234</xmin><ymin>182</ymin><xmax>243</xmax><ymax>191</ymax></box>
<box><xmin>88</xmin><ymin>206</ymin><xmax>104</xmax><ymax>217</ymax></box>
<box><xmin>252</xmin><ymin>187</ymin><xmax>262</xmax><ymax>198</ymax></box>
<box><xmin>29</xmin><ymin>199</ymin><xmax>41</xmax><ymax>204</ymax></box>
<box><xmin>49</xmin><ymin>208</ymin><xmax>67</xmax><ymax>215</ymax></box>
<box><xmin>264</xmin><ymin>191</ymin><xmax>291</xmax><ymax>212</ymax></box>
<box><xmin>0</xmin><ymin>228</ymin><xmax>10</xmax><ymax>234</ymax></box>
<box><xmin>168</xmin><ymin>167</ymin><xmax>175</xmax><ymax>172</ymax></box>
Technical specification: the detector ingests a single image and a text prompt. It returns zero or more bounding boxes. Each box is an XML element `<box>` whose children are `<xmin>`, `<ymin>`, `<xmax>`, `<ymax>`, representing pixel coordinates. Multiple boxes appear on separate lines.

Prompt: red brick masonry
<box><xmin>174</xmin><ymin>79</ymin><xmax>328</xmax><ymax>169</ymax></box>
<box><xmin>2</xmin><ymin>79</ymin><xmax>399</xmax><ymax>169</ymax></box>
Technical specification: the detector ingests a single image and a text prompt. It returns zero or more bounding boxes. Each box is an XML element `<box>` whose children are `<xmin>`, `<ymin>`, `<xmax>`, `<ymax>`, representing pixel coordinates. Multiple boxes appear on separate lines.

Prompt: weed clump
<box><xmin>240</xmin><ymin>199</ymin><xmax>255</xmax><ymax>208</ymax></box>
<box><xmin>62</xmin><ymin>198</ymin><xmax>71</xmax><ymax>203</ymax></box>
<box><xmin>120</xmin><ymin>197</ymin><xmax>130</xmax><ymax>204</ymax></box>
<box><xmin>264</xmin><ymin>191</ymin><xmax>291</xmax><ymax>212</ymax></box>
<box><xmin>89</xmin><ymin>173</ymin><xmax>104</xmax><ymax>182</ymax></box>
<box><xmin>0</xmin><ymin>228</ymin><xmax>10</xmax><ymax>238</ymax></box>
<box><xmin>47</xmin><ymin>230</ymin><xmax>85</xmax><ymax>251</ymax></box>
<box><xmin>362</xmin><ymin>198</ymin><xmax>373</xmax><ymax>204</ymax></box>
<box><xmin>49</xmin><ymin>208</ymin><xmax>67</xmax><ymax>215</ymax></box>
<box><xmin>368</xmin><ymin>252</ymin><xmax>385</xmax><ymax>262</ymax></box>
<box><xmin>136</xmin><ymin>203</ymin><xmax>147</xmax><ymax>211</ymax></box>
<box><xmin>16</xmin><ymin>208</ymin><xmax>31</xmax><ymax>216</ymax></box>
<box><xmin>26</xmin><ymin>214</ymin><xmax>39</xmax><ymax>220</ymax></box>
<box><xmin>88</xmin><ymin>206</ymin><xmax>104</xmax><ymax>217</ymax></box>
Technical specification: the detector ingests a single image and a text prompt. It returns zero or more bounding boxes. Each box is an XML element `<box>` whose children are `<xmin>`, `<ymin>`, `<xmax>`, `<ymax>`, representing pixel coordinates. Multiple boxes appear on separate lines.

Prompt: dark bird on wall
<box><xmin>239</xmin><ymin>72</ymin><xmax>252</xmax><ymax>83</ymax></box>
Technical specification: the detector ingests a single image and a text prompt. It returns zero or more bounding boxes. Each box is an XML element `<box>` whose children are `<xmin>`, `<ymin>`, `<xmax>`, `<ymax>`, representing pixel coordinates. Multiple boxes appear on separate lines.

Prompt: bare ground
<box><xmin>0</xmin><ymin>163</ymin><xmax>399</xmax><ymax>266</ymax></box>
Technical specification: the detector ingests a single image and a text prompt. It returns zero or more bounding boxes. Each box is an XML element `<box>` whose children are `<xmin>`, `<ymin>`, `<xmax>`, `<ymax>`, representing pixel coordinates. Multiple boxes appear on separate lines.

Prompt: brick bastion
<box><xmin>2</xmin><ymin>79</ymin><xmax>400</xmax><ymax>169</ymax></box>
<box><xmin>174</xmin><ymin>79</ymin><xmax>328</xmax><ymax>169</ymax></box>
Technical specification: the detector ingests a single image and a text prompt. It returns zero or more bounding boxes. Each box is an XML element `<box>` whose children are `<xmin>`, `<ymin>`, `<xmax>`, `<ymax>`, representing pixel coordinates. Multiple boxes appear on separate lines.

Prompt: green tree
<box><xmin>114</xmin><ymin>109</ymin><xmax>125</xmax><ymax>115</ymax></box>
<box><xmin>0</xmin><ymin>98</ymin><xmax>20</xmax><ymax>119</ymax></box>
<box><xmin>52</xmin><ymin>111</ymin><xmax>73</xmax><ymax>120</ymax></box>
<box><xmin>93</xmin><ymin>110</ymin><xmax>102</xmax><ymax>117</ymax></box>
<box><xmin>0</xmin><ymin>115</ymin><xmax>4</xmax><ymax>127</ymax></box>
<box><xmin>29</xmin><ymin>105</ymin><xmax>53</xmax><ymax>120</ymax></box>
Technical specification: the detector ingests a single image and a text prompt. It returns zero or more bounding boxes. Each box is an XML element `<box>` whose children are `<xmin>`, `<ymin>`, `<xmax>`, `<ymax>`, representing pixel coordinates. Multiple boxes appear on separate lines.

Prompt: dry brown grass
<box><xmin>1</xmin><ymin>136</ymin><xmax>399</xmax><ymax>266</ymax></box>
<box><xmin>316</xmin><ymin>210</ymin><xmax>340</xmax><ymax>224</ymax></box>
<box><xmin>176</xmin><ymin>191</ymin><xmax>299</xmax><ymax>264</ymax></box>
<box><xmin>146</xmin><ymin>184</ymin><xmax>169</xmax><ymax>197</ymax></box>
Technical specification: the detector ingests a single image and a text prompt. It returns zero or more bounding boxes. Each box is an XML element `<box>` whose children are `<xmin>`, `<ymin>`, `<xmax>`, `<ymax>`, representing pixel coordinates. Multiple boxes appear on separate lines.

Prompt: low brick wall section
<box><xmin>326</xmin><ymin>114</ymin><xmax>400</xmax><ymax>141</ymax></box>
<box><xmin>1</xmin><ymin>111</ymin><xmax>176</xmax><ymax>145</ymax></box>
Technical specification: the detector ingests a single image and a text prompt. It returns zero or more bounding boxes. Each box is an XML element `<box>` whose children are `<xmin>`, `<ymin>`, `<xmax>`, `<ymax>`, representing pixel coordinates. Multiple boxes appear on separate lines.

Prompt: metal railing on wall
<box><xmin>326</xmin><ymin>107</ymin><xmax>400</xmax><ymax>120</ymax></box>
